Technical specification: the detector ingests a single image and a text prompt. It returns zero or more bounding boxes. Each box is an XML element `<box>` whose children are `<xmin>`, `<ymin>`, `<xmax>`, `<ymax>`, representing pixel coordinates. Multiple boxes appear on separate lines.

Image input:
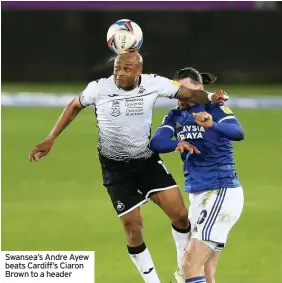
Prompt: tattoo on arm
<box><xmin>175</xmin><ymin>85</ymin><xmax>210</xmax><ymax>105</ymax></box>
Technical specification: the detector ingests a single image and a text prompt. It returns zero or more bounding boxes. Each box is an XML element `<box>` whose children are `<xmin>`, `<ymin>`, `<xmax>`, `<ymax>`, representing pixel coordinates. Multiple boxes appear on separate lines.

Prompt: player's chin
<box><xmin>116</xmin><ymin>80</ymin><xmax>129</xmax><ymax>89</ymax></box>
<box><xmin>179</xmin><ymin>102</ymin><xmax>194</xmax><ymax>111</ymax></box>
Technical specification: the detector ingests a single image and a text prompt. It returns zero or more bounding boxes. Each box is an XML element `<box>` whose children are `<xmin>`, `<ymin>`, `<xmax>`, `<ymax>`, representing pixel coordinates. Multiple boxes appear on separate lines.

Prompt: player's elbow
<box><xmin>238</xmin><ymin>127</ymin><xmax>245</xmax><ymax>140</ymax></box>
<box><xmin>150</xmin><ymin>137</ymin><xmax>162</xmax><ymax>152</ymax></box>
<box><xmin>234</xmin><ymin>129</ymin><xmax>244</xmax><ymax>141</ymax></box>
<box><xmin>239</xmin><ymin>131</ymin><xmax>244</xmax><ymax>141</ymax></box>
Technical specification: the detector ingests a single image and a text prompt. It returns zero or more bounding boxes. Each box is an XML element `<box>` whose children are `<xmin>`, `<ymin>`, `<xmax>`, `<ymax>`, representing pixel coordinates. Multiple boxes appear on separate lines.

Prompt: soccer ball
<box><xmin>107</xmin><ymin>19</ymin><xmax>143</xmax><ymax>55</ymax></box>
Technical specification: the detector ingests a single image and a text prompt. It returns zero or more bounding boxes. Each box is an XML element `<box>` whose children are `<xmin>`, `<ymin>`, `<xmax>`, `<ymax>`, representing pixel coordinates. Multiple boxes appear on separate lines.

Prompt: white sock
<box><xmin>172</xmin><ymin>224</ymin><xmax>191</xmax><ymax>274</ymax></box>
<box><xmin>128</xmin><ymin>242</ymin><xmax>161</xmax><ymax>283</ymax></box>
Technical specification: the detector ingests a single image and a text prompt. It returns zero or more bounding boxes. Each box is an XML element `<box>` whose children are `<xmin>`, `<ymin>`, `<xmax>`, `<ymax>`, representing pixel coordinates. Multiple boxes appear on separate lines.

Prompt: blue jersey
<box><xmin>160</xmin><ymin>103</ymin><xmax>241</xmax><ymax>193</ymax></box>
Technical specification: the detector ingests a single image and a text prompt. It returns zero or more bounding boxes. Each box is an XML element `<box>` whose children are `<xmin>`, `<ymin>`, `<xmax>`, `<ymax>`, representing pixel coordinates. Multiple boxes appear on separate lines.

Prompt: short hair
<box><xmin>114</xmin><ymin>51</ymin><xmax>143</xmax><ymax>66</ymax></box>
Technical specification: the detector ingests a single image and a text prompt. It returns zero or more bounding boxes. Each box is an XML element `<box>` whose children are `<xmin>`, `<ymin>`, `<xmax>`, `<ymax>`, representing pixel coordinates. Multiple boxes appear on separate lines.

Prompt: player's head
<box><xmin>174</xmin><ymin>67</ymin><xmax>217</xmax><ymax>110</ymax></box>
<box><xmin>114</xmin><ymin>52</ymin><xmax>143</xmax><ymax>90</ymax></box>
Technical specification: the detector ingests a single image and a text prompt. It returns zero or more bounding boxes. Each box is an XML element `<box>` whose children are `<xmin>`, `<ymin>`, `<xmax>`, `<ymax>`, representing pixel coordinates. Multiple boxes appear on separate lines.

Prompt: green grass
<box><xmin>2</xmin><ymin>82</ymin><xmax>282</xmax><ymax>96</ymax></box>
<box><xmin>2</xmin><ymin>106</ymin><xmax>282</xmax><ymax>283</ymax></box>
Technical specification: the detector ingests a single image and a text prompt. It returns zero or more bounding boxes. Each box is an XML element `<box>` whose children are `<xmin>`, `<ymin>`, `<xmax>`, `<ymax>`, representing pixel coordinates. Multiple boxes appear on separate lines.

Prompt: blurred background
<box><xmin>2</xmin><ymin>1</ymin><xmax>282</xmax><ymax>83</ymax></box>
<box><xmin>2</xmin><ymin>2</ymin><xmax>282</xmax><ymax>283</ymax></box>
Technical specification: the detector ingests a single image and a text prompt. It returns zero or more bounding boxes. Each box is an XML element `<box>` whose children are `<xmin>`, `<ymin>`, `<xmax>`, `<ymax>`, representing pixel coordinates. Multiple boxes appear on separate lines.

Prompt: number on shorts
<box><xmin>197</xmin><ymin>209</ymin><xmax>208</xmax><ymax>225</ymax></box>
<box><xmin>158</xmin><ymin>160</ymin><xmax>170</xmax><ymax>174</ymax></box>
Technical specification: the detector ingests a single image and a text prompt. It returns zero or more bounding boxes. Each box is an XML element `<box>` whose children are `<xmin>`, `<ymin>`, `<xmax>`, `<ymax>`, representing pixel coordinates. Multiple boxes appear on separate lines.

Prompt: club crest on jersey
<box><xmin>110</xmin><ymin>100</ymin><xmax>122</xmax><ymax>117</ymax></box>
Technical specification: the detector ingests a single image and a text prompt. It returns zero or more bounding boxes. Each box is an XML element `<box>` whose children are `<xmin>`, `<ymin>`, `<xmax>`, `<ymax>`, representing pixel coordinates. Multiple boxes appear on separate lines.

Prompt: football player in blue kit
<box><xmin>150</xmin><ymin>67</ymin><xmax>244</xmax><ymax>283</ymax></box>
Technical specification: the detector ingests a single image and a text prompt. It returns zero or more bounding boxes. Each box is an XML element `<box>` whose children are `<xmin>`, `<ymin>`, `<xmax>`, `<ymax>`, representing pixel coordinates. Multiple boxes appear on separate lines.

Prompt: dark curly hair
<box><xmin>174</xmin><ymin>67</ymin><xmax>217</xmax><ymax>85</ymax></box>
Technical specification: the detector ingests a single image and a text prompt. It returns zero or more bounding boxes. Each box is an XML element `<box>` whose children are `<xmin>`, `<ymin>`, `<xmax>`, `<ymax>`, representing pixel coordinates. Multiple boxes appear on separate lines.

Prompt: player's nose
<box><xmin>116</xmin><ymin>73</ymin><xmax>127</xmax><ymax>81</ymax></box>
<box><xmin>116</xmin><ymin>69</ymin><xmax>127</xmax><ymax>77</ymax></box>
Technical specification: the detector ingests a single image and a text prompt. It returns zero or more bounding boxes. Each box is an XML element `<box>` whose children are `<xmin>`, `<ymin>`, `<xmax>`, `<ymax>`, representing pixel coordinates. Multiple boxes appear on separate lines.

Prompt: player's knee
<box><xmin>123</xmin><ymin>218</ymin><xmax>143</xmax><ymax>241</ymax></box>
<box><xmin>171</xmin><ymin>207</ymin><xmax>189</xmax><ymax>228</ymax></box>
<box><xmin>182</xmin><ymin>249</ymin><xmax>204</xmax><ymax>275</ymax></box>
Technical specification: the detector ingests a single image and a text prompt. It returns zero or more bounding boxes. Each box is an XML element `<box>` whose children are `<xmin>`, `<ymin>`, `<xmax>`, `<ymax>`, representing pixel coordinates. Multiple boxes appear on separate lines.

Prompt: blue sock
<box><xmin>185</xmin><ymin>276</ymin><xmax>206</xmax><ymax>283</ymax></box>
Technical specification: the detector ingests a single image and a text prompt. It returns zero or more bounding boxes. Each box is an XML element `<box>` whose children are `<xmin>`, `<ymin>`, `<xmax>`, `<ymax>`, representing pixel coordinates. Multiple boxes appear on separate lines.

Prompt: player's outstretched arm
<box><xmin>150</xmin><ymin>127</ymin><xmax>200</xmax><ymax>154</ymax></box>
<box><xmin>47</xmin><ymin>98</ymin><xmax>83</xmax><ymax>141</ymax></box>
<box><xmin>150</xmin><ymin>127</ymin><xmax>178</xmax><ymax>153</ymax></box>
<box><xmin>29</xmin><ymin>98</ymin><xmax>84</xmax><ymax>162</ymax></box>
<box><xmin>175</xmin><ymin>86</ymin><xmax>228</xmax><ymax>105</ymax></box>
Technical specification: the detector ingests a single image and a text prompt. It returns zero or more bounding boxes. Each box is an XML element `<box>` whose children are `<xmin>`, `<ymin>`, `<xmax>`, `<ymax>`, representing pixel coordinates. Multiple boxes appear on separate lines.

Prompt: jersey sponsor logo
<box><xmin>220</xmin><ymin>106</ymin><xmax>233</xmax><ymax>114</ymax></box>
<box><xmin>170</xmin><ymin>80</ymin><xmax>181</xmax><ymax>86</ymax></box>
<box><xmin>110</xmin><ymin>100</ymin><xmax>122</xmax><ymax>117</ymax></box>
<box><xmin>116</xmin><ymin>201</ymin><xmax>125</xmax><ymax>211</ymax></box>
<box><xmin>125</xmin><ymin>97</ymin><xmax>144</xmax><ymax>116</ymax></box>
<box><xmin>108</xmin><ymin>93</ymin><xmax>119</xmax><ymax>97</ymax></box>
<box><xmin>176</xmin><ymin>125</ymin><xmax>205</xmax><ymax>140</ymax></box>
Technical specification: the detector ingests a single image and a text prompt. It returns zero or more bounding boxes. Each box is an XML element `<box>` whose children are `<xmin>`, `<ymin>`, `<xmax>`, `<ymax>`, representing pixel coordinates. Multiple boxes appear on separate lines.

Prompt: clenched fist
<box><xmin>192</xmin><ymin>112</ymin><xmax>213</xmax><ymax>128</ymax></box>
<box><xmin>211</xmin><ymin>90</ymin><xmax>228</xmax><ymax>103</ymax></box>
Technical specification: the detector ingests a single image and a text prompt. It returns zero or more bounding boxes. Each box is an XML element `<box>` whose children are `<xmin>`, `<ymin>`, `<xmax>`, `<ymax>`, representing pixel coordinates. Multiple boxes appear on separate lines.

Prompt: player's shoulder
<box><xmin>85</xmin><ymin>76</ymin><xmax>115</xmax><ymax>94</ymax></box>
<box><xmin>89</xmin><ymin>75</ymin><xmax>114</xmax><ymax>87</ymax></box>
<box><xmin>141</xmin><ymin>74</ymin><xmax>180</xmax><ymax>90</ymax></box>
<box><xmin>142</xmin><ymin>73</ymin><xmax>171</xmax><ymax>82</ymax></box>
<box><xmin>207</xmin><ymin>102</ymin><xmax>234</xmax><ymax>114</ymax></box>
<box><xmin>142</xmin><ymin>73</ymin><xmax>177</xmax><ymax>80</ymax></box>
<box><xmin>166</xmin><ymin>106</ymin><xmax>182</xmax><ymax>118</ymax></box>
<box><xmin>160</xmin><ymin>107</ymin><xmax>181</xmax><ymax>126</ymax></box>
<box><xmin>142</xmin><ymin>73</ymin><xmax>160</xmax><ymax>79</ymax></box>
<box><xmin>140</xmin><ymin>74</ymin><xmax>159</xmax><ymax>84</ymax></box>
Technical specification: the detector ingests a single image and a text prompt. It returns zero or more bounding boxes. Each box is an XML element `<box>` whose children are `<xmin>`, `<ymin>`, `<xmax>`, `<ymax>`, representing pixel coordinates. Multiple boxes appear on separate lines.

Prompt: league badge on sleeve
<box><xmin>170</xmin><ymin>80</ymin><xmax>181</xmax><ymax>86</ymax></box>
<box><xmin>220</xmin><ymin>106</ymin><xmax>233</xmax><ymax>114</ymax></box>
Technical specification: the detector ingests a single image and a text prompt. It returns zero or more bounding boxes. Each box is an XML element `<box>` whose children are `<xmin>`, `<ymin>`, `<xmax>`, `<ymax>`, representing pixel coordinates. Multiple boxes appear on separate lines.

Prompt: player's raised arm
<box><xmin>192</xmin><ymin>106</ymin><xmax>244</xmax><ymax>141</ymax></box>
<box><xmin>153</xmin><ymin>75</ymin><xmax>228</xmax><ymax>105</ymax></box>
<box><xmin>48</xmin><ymin>97</ymin><xmax>84</xmax><ymax>140</ymax></box>
<box><xmin>28</xmin><ymin>98</ymin><xmax>84</xmax><ymax>162</ymax></box>
<box><xmin>29</xmin><ymin>81</ymin><xmax>98</xmax><ymax>162</ymax></box>
<box><xmin>175</xmin><ymin>85</ymin><xmax>228</xmax><ymax>105</ymax></box>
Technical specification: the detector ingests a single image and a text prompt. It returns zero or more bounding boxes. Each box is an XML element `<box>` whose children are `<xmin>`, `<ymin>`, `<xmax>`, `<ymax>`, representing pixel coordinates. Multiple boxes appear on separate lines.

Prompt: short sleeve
<box><xmin>158</xmin><ymin>109</ymin><xmax>178</xmax><ymax>135</ymax></box>
<box><xmin>211</xmin><ymin>104</ymin><xmax>237</xmax><ymax>123</ymax></box>
<box><xmin>78</xmin><ymin>81</ymin><xmax>98</xmax><ymax>107</ymax></box>
<box><xmin>153</xmin><ymin>75</ymin><xmax>181</xmax><ymax>99</ymax></box>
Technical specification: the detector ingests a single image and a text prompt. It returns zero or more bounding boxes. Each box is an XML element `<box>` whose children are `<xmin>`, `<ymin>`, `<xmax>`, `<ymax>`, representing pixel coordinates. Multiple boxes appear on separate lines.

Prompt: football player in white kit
<box><xmin>29</xmin><ymin>52</ymin><xmax>227</xmax><ymax>283</ymax></box>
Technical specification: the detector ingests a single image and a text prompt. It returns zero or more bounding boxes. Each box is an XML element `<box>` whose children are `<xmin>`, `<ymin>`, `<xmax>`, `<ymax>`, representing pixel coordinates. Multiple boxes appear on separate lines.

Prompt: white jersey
<box><xmin>79</xmin><ymin>74</ymin><xmax>180</xmax><ymax>161</ymax></box>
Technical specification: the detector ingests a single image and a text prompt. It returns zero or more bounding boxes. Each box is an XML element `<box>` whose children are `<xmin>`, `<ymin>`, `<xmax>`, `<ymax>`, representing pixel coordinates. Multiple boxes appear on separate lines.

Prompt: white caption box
<box><xmin>0</xmin><ymin>251</ymin><xmax>95</xmax><ymax>283</ymax></box>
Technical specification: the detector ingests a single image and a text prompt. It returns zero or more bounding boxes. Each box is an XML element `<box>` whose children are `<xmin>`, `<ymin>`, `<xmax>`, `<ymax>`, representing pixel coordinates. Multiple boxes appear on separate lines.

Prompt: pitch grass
<box><xmin>2</xmin><ymin>107</ymin><xmax>282</xmax><ymax>283</ymax></box>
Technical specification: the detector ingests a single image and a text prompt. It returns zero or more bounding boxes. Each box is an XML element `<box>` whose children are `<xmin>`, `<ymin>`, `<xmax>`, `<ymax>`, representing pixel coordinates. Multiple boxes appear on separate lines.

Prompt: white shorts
<box><xmin>188</xmin><ymin>187</ymin><xmax>244</xmax><ymax>251</ymax></box>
